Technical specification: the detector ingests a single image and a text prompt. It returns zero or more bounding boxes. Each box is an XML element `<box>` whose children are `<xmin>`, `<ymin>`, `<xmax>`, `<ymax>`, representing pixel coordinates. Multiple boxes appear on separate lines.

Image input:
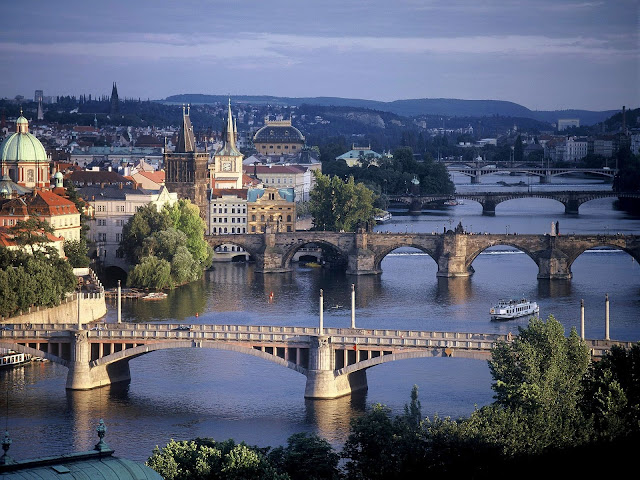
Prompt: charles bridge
<box><xmin>1</xmin><ymin>322</ymin><xmax>630</xmax><ymax>398</ymax></box>
<box><xmin>388</xmin><ymin>191</ymin><xmax>640</xmax><ymax>215</ymax></box>
<box><xmin>206</xmin><ymin>231</ymin><xmax>640</xmax><ymax>279</ymax></box>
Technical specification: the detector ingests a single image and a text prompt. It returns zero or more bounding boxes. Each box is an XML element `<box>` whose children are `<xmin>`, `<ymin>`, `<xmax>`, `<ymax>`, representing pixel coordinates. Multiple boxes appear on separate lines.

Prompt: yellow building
<box><xmin>247</xmin><ymin>187</ymin><xmax>296</xmax><ymax>233</ymax></box>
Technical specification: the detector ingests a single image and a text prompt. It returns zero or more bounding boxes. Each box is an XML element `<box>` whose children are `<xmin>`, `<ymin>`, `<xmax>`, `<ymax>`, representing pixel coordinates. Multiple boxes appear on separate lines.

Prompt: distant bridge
<box><xmin>447</xmin><ymin>166</ymin><xmax>616</xmax><ymax>184</ymax></box>
<box><xmin>388</xmin><ymin>191</ymin><xmax>640</xmax><ymax>215</ymax></box>
<box><xmin>1</xmin><ymin>323</ymin><xmax>630</xmax><ymax>398</ymax></box>
<box><xmin>205</xmin><ymin>231</ymin><xmax>640</xmax><ymax>277</ymax></box>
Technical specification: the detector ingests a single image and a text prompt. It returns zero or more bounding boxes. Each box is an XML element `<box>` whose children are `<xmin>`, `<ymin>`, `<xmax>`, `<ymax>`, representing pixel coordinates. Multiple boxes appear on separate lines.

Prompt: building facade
<box><xmin>247</xmin><ymin>187</ymin><xmax>296</xmax><ymax>233</ymax></box>
<box><xmin>0</xmin><ymin>115</ymin><xmax>50</xmax><ymax>189</ymax></box>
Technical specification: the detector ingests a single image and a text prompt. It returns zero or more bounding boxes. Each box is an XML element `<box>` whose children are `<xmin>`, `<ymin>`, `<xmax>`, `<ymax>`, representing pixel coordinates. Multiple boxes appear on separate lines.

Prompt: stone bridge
<box><xmin>1</xmin><ymin>323</ymin><xmax>630</xmax><ymax>399</ymax></box>
<box><xmin>206</xmin><ymin>231</ymin><xmax>640</xmax><ymax>278</ymax></box>
<box><xmin>388</xmin><ymin>191</ymin><xmax>640</xmax><ymax>215</ymax></box>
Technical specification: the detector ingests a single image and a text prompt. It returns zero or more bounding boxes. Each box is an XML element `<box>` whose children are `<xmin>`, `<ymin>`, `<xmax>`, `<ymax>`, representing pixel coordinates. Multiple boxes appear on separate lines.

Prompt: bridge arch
<box><xmin>373</xmin><ymin>244</ymin><xmax>438</xmax><ymax>272</ymax></box>
<box><xmin>0</xmin><ymin>341</ymin><xmax>69</xmax><ymax>367</ymax></box>
<box><xmin>207</xmin><ymin>236</ymin><xmax>261</xmax><ymax>261</ymax></box>
<box><xmin>465</xmin><ymin>243</ymin><xmax>539</xmax><ymax>272</ymax></box>
<box><xmin>281</xmin><ymin>239</ymin><xmax>349</xmax><ymax>270</ymax></box>
<box><xmin>91</xmin><ymin>340</ymin><xmax>308</xmax><ymax>377</ymax></box>
<box><xmin>566</xmin><ymin>243</ymin><xmax>640</xmax><ymax>270</ymax></box>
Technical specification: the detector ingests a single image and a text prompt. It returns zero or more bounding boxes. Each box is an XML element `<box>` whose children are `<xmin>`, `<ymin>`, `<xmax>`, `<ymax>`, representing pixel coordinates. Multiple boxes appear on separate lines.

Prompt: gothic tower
<box><xmin>110</xmin><ymin>82</ymin><xmax>119</xmax><ymax>115</ymax></box>
<box><xmin>210</xmin><ymin>98</ymin><xmax>244</xmax><ymax>189</ymax></box>
<box><xmin>164</xmin><ymin>105</ymin><xmax>209</xmax><ymax>220</ymax></box>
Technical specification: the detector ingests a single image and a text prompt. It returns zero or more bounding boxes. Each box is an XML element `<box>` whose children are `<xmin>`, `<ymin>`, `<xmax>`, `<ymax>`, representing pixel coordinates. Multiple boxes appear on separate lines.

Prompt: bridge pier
<box><xmin>471</xmin><ymin>175</ymin><xmax>481</xmax><ymax>184</ymax></box>
<box><xmin>436</xmin><ymin>234</ymin><xmax>475</xmax><ymax>277</ymax></box>
<box><xmin>65</xmin><ymin>330</ymin><xmax>131</xmax><ymax>390</ymax></box>
<box><xmin>347</xmin><ymin>230</ymin><xmax>381</xmax><ymax>275</ymax></box>
<box><xmin>536</xmin><ymin>249</ymin><xmax>572</xmax><ymax>280</ymax></box>
<box><xmin>481</xmin><ymin>198</ymin><xmax>496</xmax><ymax>216</ymax></box>
<box><xmin>304</xmin><ymin>336</ymin><xmax>368</xmax><ymax>399</ymax></box>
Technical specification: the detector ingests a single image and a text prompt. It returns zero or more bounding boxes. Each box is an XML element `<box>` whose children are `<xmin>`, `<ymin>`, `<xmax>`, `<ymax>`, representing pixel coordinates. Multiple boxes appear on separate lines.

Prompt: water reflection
<box><xmin>435</xmin><ymin>277</ymin><xmax>473</xmax><ymax>305</ymax></box>
<box><xmin>304</xmin><ymin>391</ymin><xmax>367</xmax><ymax>444</ymax></box>
<box><xmin>537</xmin><ymin>279</ymin><xmax>573</xmax><ymax>298</ymax></box>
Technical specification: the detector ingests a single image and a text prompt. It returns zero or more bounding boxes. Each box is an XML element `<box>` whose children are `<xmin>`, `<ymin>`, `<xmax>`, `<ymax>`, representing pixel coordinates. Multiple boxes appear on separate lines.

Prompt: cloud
<box><xmin>0</xmin><ymin>32</ymin><xmax>634</xmax><ymax>63</ymax></box>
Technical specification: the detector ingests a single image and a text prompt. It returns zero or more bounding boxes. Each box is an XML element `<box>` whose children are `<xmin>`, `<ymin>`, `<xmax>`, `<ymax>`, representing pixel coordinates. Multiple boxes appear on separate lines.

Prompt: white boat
<box><xmin>443</xmin><ymin>199</ymin><xmax>458</xmax><ymax>206</ymax></box>
<box><xmin>1</xmin><ymin>349</ymin><xmax>31</xmax><ymax>368</ymax></box>
<box><xmin>375</xmin><ymin>212</ymin><xmax>392</xmax><ymax>223</ymax></box>
<box><xmin>142</xmin><ymin>292</ymin><xmax>168</xmax><ymax>301</ymax></box>
<box><xmin>490</xmin><ymin>298</ymin><xmax>539</xmax><ymax>321</ymax></box>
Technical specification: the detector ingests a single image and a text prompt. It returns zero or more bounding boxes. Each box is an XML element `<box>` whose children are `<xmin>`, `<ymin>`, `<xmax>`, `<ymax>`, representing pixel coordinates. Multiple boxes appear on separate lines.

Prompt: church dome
<box><xmin>0</xmin><ymin>116</ymin><xmax>48</xmax><ymax>164</ymax></box>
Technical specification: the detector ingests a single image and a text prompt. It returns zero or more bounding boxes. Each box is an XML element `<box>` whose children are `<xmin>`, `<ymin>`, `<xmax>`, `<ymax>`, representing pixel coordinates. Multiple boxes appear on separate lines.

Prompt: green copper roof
<box><xmin>0</xmin><ymin>132</ymin><xmax>48</xmax><ymax>163</ymax></box>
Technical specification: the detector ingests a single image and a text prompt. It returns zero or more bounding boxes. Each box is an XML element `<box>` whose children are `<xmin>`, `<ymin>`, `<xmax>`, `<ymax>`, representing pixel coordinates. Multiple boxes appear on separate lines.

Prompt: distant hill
<box><xmin>161</xmin><ymin>94</ymin><xmax>619</xmax><ymax>126</ymax></box>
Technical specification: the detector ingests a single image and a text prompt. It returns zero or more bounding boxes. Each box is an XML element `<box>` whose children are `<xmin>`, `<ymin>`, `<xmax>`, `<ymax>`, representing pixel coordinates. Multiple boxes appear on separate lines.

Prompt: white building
<box><xmin>209</xmin><ymin>188</ymin><xmax>249</xmax><ymax>262</ymax></box>
<box><xmin>565</xmin><ymin>137</ymin><xmax>589</xmax><ymax>162</ymax></box>
<box><xmin>78</xmin><ymin>184</ymin><xmax>177</xmax><ymax>270</ymax></box>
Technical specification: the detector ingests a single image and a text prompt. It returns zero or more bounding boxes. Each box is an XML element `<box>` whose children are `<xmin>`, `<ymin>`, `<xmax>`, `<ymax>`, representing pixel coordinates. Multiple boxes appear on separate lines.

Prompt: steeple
<box><xmin>175</xmin><ymin>104</ymin><xmax>196</xmax><ymax>153</ymax></box>
<box><xmin>215</xmin><ymin>99</ymin><xmax>242</xmax><ymax>157</ymax></box>
<box><xmin>110</xmin><ymin>82</ymin><xmax>119</xmax><ymax>115</ymax></box>
<box><xmin>226</xmin><ymin>98</ymin><xmax>237</xmax><ymax>150</ymax></box>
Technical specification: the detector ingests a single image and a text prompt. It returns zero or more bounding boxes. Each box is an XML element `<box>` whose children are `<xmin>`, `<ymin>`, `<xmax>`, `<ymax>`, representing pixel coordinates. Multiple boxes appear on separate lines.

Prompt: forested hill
<box><xmin>161</xmin><ymin>94</ymin><xmax>619</xmax><ymax>126</ymax></box>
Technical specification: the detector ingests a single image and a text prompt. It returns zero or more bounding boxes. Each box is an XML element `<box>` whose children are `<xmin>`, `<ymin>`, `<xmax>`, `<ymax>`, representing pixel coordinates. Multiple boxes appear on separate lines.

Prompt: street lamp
<box><xmin>506</xmin><ymin>225</ymin><xmax>510</xmax><ymax>235</ymax></box>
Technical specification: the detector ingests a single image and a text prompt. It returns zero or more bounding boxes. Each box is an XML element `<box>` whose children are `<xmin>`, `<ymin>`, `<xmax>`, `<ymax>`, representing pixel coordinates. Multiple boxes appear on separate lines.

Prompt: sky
<box><xmin>1</xmin><ymin>0</ymin><xmax>638</xmax><ymax>111</ymax></box>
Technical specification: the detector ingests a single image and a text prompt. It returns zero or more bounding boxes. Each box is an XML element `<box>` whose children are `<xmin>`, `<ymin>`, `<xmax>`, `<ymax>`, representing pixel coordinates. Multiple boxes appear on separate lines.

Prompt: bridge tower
<box><xmin>304</xmin><ymin>335</ymin><xmax>367</xmax><ymax>399</ymax></box>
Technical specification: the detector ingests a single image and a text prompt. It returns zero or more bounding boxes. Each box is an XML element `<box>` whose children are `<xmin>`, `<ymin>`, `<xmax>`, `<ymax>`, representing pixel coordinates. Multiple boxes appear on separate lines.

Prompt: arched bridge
<box><xmin>1</xmin><ymin>323</ymin><xmax>629</xmax><ymax>399</ymax></box>
<box><xmin>447</xmin><ymin>166</ymin><xmax>617</xmax><ymax>184</ymax></box>
<box><xmin>206</xmin><ymin>231</ymin><xmax>640</xmax><ymax>278</ymax></box>
<box><xmin>388</xmin><ymin>191</ymin><xmax>640</xmax><ymax>215</ymax></box>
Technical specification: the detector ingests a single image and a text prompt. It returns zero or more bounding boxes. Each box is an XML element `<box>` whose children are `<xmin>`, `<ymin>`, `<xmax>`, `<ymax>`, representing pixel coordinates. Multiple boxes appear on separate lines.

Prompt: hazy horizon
<box><xmin>1</xmin><ymin>0</ymin><xmax>637</xmax><ymax>112</ymax></box>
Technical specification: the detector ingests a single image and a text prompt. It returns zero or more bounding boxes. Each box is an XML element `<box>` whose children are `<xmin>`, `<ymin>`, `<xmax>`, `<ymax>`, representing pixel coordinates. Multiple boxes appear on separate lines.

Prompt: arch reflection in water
<box><xmin>304</xmin><ymin>391</ymin><xmax>367</xmax><ymax>445</ymax></box>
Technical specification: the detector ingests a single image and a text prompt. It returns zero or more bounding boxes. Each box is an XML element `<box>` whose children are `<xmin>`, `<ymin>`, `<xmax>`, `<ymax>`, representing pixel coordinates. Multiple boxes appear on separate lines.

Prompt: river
<box><xmin>2</xmin><ymin>175</ymin><xmax>640</xmax><ymax>462</ymax></box>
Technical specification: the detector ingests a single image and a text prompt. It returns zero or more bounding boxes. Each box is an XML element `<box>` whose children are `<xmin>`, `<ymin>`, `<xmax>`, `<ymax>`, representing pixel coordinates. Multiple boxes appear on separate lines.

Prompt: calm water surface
<box><xmin>2</xmin><ymin>183</ymin><xmax>640</xmax><ymax>462</ymax></box>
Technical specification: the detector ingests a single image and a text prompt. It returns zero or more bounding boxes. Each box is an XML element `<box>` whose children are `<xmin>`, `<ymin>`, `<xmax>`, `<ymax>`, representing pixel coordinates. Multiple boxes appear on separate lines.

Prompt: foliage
<box><xmin>309</xmin><ymin>172</ymin><xmax>378</xmax><ymax>231</ymax></box>
<box><xmin>268</xmin><ymin>432</ymin><xmax>340</xmax><ymax>480</ymax></box>
<box><xmin>64</xmin><ymin>238</ymin><xmax>90</xmax><ymax>267</ymax></box>
<box><xmin>147</xmin><ymin>438</ymin><xmax>288</xmax><ymax>480</ymax></box>
<box><xmin>119</xmin><ymin>200</ymin><xmax>212</xmax><ymax>289</ymax></box>
<box><xmin>9</xmin><ymin>217</ymin><xmax>55</xmax><ymax>255</ymax></box>
<box><xmin>580</xmin><ymin>343</ymin><xmax>640</xmax><ymax>440</ymax></box>
<box><xmin>127</xmin><ymin>255</ymin><xmax>172</xmax><ymax>290</ymax></box>
<box><xmin>0</xmin><ymin>247</ymin><xmax>76</xmax><ymax>318</ymax></box>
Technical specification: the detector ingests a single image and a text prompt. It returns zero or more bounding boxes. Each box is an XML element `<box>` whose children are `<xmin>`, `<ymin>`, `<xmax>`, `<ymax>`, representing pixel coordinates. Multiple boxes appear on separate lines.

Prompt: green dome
<box><xmin>0</xmin><ymin>131</ymin><xmax>48</xmax><ymax>163</ymax></box>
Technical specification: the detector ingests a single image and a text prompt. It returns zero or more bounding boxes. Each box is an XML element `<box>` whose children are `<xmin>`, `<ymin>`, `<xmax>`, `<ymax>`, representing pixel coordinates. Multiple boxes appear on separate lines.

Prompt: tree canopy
<box><xmin>120</xmin><ymin>199</ymin><xmax>212</xmax><ymax>289</ymax></box>
<box><xmin>309</xmin><ymin>172</ymin><xmax>378</xmax><ymax>232</ymax></box>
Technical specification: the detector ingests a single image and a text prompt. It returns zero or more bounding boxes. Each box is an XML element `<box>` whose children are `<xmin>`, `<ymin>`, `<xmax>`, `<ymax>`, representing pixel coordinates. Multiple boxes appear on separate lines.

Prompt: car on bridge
<box><xmin>173</xmin><ymin>325</ymin><xmax>191</xmax><ymax>331</ymax></box>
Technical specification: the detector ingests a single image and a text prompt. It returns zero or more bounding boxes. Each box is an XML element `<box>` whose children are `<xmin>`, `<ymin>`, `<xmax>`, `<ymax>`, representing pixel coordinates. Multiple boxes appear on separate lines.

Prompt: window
<box><xmin>251</xmin><ymin>226</ymin><xmax>256</xmax><ymax>232</ymax></box>
<box><xmin>287</xmin><ymin>215</ymin><xmax>291</xmax><ymax>222</ymax></box>
<box><xmin>252</xmin><ymin>215</ymin><xmax>256</xmax><ymax>221</ymax></box>
<box><xmin>99</xmin><ymin>233</ymin><xmax>107</xmax><ymax>242</ymax></box>
<box><xmin>97</xmin><ymin>205</ymin><xmax>106</xmax><ymax>212</ymax></box>
<box><xmin>97</xmin><ymin>219</ymin><xmax>106</xmax><ymax>226</ymax></box>
<box><xmin>115</xmin><ymin>233</ymin><xmax>122</xmax><ymax>242</ymax></box>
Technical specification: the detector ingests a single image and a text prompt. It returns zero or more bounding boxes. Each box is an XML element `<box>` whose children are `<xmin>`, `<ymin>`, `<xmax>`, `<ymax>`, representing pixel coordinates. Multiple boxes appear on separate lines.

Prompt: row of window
<box><xmin>215</xmin><ymin>245</ymin><xmax>246</xmax><ymax>252</ymax></box>
<box><xmin>96</xmin><ymin>219</ymin><xmax>125</xmax><ymax>226</ymax></box>
<box><xmin>97</xmin><ymin>233</ymin><xmax>122</xmax><ymax>242</ymax></box>
<box><xmin>250</xmin><ymin>214</ymin><xmax>292</xmax><ymax>222</ymax></box>
<box><xmin>212</xmin><ymin>227</ymin><xmax>246</xmax><ymax>234</ymax></box>
<box><xmin>212</xmin><ymin>207</ymin><xmax>246</xmax><ymax>214</ymax></box>
<box><xmin>211</xmin><ymin>218</ymin><xmax>246</xmax><ymax>223</ymax></box>
<box><xmin>95</xmin><ymin>205</ymin><xmax>131</xmax><ymax>213</ymax></box>
<box><xmin>259</xmin><ymin>145</ymin><xmax>298</xmax><ymax>150</ymax></box>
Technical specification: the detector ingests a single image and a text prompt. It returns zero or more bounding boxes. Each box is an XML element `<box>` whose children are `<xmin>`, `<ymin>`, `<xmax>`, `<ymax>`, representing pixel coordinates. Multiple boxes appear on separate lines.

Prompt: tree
<box><xmin>163</xmin><ymin>199</ymin><xmax>213</xmax><ymax>270</ymax></box>
<box><xmin>119</xmin><ymin>204</ymin><xmax>172</xmax><ymax>264</ymax></box>
<box><xmin>64</xmin><ymin>238</ymin><xmax>90</xmax><ymax>267</ymax></box>
<box><xmin>10</xmin><ymin>217</ymin><xmax>54</xmax><ymax>255</ymax></box>
<box><xmin>268</xmin><ymin>432</ymin><xmax>340</xmax><ymax>480</ymax></box>
<box><xmin>127</xmin><ymin>255</ymin><xmax>172</xmax><ymax>289</ymax></box>
<box><xmin>309</xmin><ymin>171</ymin><xmax>377</xmax><ymax>232</ymax></box>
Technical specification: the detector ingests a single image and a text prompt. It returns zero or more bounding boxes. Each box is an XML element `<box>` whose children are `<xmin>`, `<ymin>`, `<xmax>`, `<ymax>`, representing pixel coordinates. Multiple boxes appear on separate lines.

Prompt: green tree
<box><xmin>10</xmin><ymin>217</ymin><xmax>54</xmax><ymax>255</ymax></box>
<box><xmin>268</xmin><ymin>432</ymin><xmax>340</xmax><ymax>480</ymax></box>
<box><xmin>513</xmin><ymin>135</ymin><xmax>523</xmax><ymax>163</ymax></box>
<box><xmin>127</xmin><ymin>255</ymin><xmax>173</xmax><ymax>289</ymax></box>
<box><xmin>64</xmin><ymin>238</ymin><xmax>90</xmax><ymax>267</ymax></box>
<box><xmin>309</xmin><ymin>172</ymin><xmax>377</xmax><ymax>232</ymax></box>
<box><xmin>119</xmin><ymin>204</ymin><xmax>172</xmax><ymax>264</ymax></box>
<box><xmin>163</xmin><ymin>199</ymin><xmax>213</xmax><ymax>270</ymax></box>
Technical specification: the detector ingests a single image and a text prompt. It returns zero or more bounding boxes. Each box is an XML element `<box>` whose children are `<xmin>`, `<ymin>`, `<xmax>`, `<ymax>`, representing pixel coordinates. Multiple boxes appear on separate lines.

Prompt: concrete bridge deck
<box><xmin>1</xmin><ymin>322</ymin><xmax>632</xmax><ymax>399</ymax></box>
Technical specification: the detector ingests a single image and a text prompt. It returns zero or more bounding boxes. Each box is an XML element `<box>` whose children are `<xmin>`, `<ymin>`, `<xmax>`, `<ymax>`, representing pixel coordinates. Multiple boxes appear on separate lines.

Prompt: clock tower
<box><xmin>210</xmin><ymin>99</ymin><xmax>243</xmax><ymax>189</ymax></box>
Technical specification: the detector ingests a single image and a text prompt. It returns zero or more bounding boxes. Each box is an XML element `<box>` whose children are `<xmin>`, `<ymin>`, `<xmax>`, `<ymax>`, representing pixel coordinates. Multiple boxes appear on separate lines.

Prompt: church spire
<box><xmin>226</xmin><ymin>98</ymin><xmax>237</xmax><ymax>151</ymax></box>
<box><xmin>175</xmin><ymin>104</ymin><xmax>196</xmax><ymax>153</ymax></box>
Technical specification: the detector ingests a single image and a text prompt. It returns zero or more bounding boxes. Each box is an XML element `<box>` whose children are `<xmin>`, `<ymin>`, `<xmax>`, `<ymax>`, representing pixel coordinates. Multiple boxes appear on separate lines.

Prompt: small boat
<box><xmin>303</xmin><ymin>261</ymin><xmax>322</xmax><ymax>268</ymax></box>
<box><xmin>443</xmin><ymin>199</ymin><xmax>458</xmax><ymax>206</ymax></box>
<box><xmin>142</xmin><ymin>292</ymin><xmax>168</xmax><ymax>300</ymax></box>
<box><xmin>490</xmin><ymin>298</ymin><xmax>539</xmax><ymax>321</ymax></box>
<box><xmin>375</xmin><ymin>212</ymin><xmax>392</xmax><ymax>223</ymax></box>
<box><xmin>1</xmin><ymin>349</ymin><xmax>31</xmax><ymax>368</ymax></box>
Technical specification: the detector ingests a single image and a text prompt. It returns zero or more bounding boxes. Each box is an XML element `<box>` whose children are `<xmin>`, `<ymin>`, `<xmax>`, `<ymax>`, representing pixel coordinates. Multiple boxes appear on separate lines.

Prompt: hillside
<box><xmin>161</xmin><ymin>94</ymin><xmax>619</xmax><ymax>126</ymax></box>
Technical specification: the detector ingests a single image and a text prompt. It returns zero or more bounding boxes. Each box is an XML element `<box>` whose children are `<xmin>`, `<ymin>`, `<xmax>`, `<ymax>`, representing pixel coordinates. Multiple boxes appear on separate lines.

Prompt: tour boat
<box><xmin>0</xmin><ymin>349</ymin><xmax>31</xmax><ymax>368</ymax></box>
<box><xmin>375</xmin><ymin>212</ymin><xmax>392</xmax><ymax>223</ymax></box>
<box><xmin>490</xmin><ymin>298</ymin><xmax>539</xmax><ymax>321</ymax></box>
